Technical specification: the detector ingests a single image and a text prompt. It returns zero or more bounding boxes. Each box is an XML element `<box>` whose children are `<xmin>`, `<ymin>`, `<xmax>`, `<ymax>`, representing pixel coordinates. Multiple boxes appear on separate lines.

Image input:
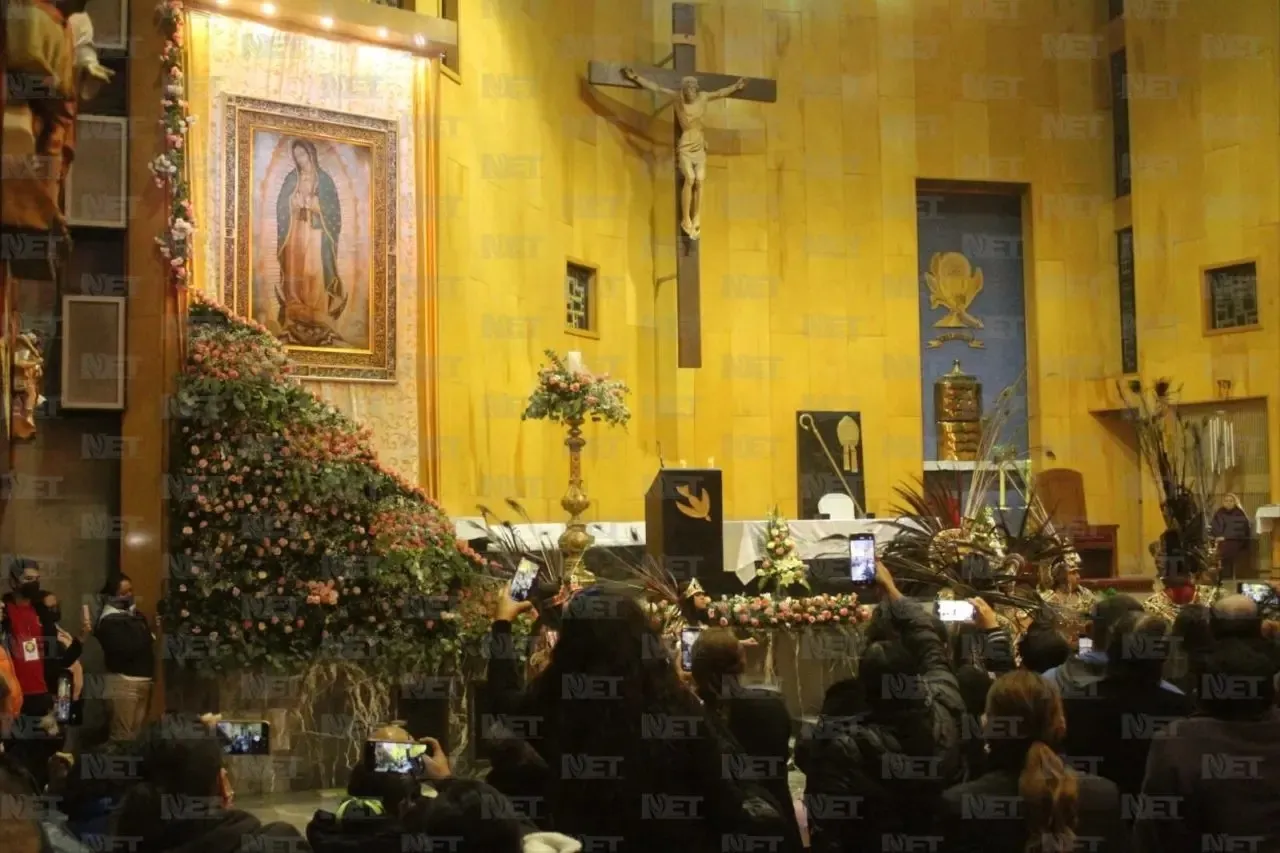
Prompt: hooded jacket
<box><xmin>796</xmin><ymin>597</ymin><xmax>965</xmax><ymax>853</ymax></box>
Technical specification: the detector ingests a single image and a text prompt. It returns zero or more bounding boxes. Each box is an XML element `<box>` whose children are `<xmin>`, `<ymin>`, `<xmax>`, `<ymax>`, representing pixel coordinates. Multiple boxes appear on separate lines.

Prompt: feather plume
<box><xmin>1118</xmin><ymin>380</ymin><xmax>1219</xmax><ymax>579</ymax></box>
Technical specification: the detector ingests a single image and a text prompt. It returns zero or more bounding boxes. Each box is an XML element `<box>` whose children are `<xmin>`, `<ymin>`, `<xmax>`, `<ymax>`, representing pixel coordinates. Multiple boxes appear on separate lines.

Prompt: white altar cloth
<box><xmin>453</xmin><ymin>516</ymin><xmax>898</xmax><ymax>584</ymax></box>
<box><xmin>722</xmin><ymin>519</ymin><xmax>898</xmax><ymax>583</ymax></box>
<box><xmin>1258</xmin><ymin>505</ymin><xmax>1280</xmax><ymax>536</ymax></box>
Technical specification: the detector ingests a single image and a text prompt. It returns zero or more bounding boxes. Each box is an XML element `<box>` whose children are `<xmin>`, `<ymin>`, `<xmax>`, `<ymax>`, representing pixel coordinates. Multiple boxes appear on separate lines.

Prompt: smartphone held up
<box><xmin>679</xmin><ymin>627</ymin><xmax>701</xmax><ymax>671</ymax></box>
<box><xmin>510</xmin><ymin>559</ymin><xmax>539</xmax><ymax>602</ymax></box>
<box><xmin>935</xmin><ymin>600</ymin><xmax>976</xmax><ymax>623</ymax></box>
<box><xmin>216</xmin><ymin>720</ymin><xmax>271</xmax><ymax>756</ymax></box>
<box><xmin>365</xmin><ymin>740</ymin><xmax>428</xmax><ymax>775</ymax></box>
<box><xmin>849</xmin><ymin>534</ymin><xmax>876</xmax><ymax>584</ymax></box>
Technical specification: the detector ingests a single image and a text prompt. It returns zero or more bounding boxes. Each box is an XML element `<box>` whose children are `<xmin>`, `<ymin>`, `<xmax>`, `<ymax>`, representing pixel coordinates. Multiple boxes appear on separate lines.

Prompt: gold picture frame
<box><xmin>222</xmin><ymin>95</ymin><xmax>398</xmax><ymax>382</ymax></box>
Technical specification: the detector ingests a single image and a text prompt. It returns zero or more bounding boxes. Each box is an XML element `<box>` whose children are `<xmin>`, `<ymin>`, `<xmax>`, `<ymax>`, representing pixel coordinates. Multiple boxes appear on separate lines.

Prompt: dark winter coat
<box><xmin>796</xmin><ymin>597</ymin><xmax>966</xmax><ymax>853</ymax></box>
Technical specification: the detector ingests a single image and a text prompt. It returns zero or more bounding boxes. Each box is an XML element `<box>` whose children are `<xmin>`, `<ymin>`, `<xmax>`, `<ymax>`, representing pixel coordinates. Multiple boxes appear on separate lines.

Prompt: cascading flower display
<box><xmin>166</xmin><ymin>294</ymin><xmax>500</xmax><ymax>675</ymax></box>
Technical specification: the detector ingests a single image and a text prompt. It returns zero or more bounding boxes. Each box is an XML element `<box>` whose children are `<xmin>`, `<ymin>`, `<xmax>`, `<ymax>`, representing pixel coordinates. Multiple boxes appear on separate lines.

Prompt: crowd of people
<box><xmin>2</xmin><ymin>556</ymin><xmax>1280</xmax><ymax>853</ymax></box>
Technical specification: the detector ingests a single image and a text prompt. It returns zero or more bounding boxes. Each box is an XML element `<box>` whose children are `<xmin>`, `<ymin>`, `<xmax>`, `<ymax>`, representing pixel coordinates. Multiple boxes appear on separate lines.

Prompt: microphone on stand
<box><xmin>658</xmin><ymin>443</ymin><xmax>666</xmax><ymax>470</ymax></box>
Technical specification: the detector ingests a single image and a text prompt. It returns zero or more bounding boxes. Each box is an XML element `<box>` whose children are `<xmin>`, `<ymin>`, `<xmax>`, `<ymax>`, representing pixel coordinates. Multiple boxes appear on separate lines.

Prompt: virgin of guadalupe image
<box><xmin>275</xmin><ymin>138</ymin><xmax>349</xmax><ymax>347</ymax></box>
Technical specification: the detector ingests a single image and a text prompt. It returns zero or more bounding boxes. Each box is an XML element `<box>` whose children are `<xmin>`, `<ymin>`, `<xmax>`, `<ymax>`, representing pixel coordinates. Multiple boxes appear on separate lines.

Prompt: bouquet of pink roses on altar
<box><xmin>705</xmin><ymin>592</ymin><xmax>866</xmax><ymax>631</ymax></box>
<box><xmin>521</xmin><ymin>349</ymin><xmax>631</xmax><ymax>426</ymax></box>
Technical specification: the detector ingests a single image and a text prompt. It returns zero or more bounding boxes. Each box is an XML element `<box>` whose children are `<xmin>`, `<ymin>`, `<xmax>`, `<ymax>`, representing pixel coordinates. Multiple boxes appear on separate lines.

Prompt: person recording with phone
<box><xmin>112</xmin><ymin>714</ymin><xmax>307</xmax><ymax>853</ymax></box>
<box><xmin>306</xmin><ymin>727</ymin><xmax>442</xmax><ymax>853</ymax></box>
<box><xmin>482</xmin><ymin>581</ymin><xmax>787</xmax><ymax>853</ymax></box>
<box><xmin>798</xmin><ymin>561</ymin><xmax>966</xmax><ymax>853</ymax></box>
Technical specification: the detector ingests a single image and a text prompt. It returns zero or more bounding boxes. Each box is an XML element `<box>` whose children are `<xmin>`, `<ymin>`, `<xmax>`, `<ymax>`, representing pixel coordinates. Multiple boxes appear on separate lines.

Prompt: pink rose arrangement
<box><xmin>702</xmin><ymin>593</ymin><xmax>865</xmax><ymax>631</ymax></box>
<box><xmin>522</xmin><ymin>350</ymin><xmax>630</xmax><ymax>426</ymax></box>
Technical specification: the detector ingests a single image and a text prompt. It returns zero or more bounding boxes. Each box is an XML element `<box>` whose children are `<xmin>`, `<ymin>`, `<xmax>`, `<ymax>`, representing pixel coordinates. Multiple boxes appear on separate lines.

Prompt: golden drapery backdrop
<box><xmin>184</xmin><ymin>12</ymin><xmax>438</xmax><ymax>494</ymax></box>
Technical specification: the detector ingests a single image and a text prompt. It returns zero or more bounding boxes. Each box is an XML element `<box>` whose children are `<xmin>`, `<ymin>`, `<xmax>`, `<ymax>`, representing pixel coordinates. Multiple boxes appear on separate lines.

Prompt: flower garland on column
<box><xmin>152</xmin><ymin>0</ymin><xmax>196</xmax><ymax>290</ymax></box>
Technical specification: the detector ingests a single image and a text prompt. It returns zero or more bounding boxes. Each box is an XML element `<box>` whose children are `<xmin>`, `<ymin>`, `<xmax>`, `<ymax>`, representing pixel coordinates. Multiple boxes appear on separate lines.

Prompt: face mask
<box><xmin>112</xmin><ymin>595</ymin><xmax>134</xmax><ymax>610</ymax></box>
<box><xmin>46</xmin><ymin>606</ymin><xmax>61</xmax><ymax>623</ymax></box>
<box><xmin>19</xmin><ymin>580</ymin><xmax>39</xmax><ymax>599</ymax></box>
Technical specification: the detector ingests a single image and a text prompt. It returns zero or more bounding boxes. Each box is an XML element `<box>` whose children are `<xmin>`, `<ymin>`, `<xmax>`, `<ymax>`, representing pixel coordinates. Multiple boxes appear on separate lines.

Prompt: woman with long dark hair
<box><xmin>938</xmin><ymin>670</ymin><xmax>1126</xmax><ymax>852</ymax></box>
<box><xmin>691</xmin><ymin>629</ymin><xmax>802</xmax><ymax>853</ymax></box>
<box><xmin>484</xmin><ymin>585</ymin><xmax>784</xmax><ymax>853</ymax></box>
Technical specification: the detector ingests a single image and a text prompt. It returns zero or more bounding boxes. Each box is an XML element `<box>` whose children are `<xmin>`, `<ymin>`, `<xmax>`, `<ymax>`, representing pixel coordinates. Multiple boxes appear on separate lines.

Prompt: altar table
<box><xmin>454</xmin><ymin>517</ymin><xmax>898</xmax><ymax>582</ymax></box>
<box><xmin>1258</xmin><ymin>505</ymin><xmax>1280</xmax><ymax>572</ymax></box>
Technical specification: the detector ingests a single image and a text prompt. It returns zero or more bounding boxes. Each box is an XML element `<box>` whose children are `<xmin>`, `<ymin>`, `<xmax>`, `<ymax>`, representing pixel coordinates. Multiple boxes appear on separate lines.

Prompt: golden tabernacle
<box><xmin>935</xmin><ymin>360</ymin><xmax>982</xmax><ymax>461</ymax></box>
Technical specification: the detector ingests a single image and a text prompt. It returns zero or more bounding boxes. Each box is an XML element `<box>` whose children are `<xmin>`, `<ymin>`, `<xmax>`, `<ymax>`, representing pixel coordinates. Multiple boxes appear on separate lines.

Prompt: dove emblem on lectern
<box><xmin>926</xmin><ymin>252</ymin><xmax>985</xmax><ymax>329</ymax></box>
<box><xmin>675</xmin><ymin>485</ymin><xmax>712</xmax><ymax>522</ymax></box>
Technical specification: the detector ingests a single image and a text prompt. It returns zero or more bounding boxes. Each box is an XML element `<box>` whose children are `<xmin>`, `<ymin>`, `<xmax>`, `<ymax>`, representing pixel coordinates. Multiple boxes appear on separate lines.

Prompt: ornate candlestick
<box><xmin>558</xmin><ymin>417</ymin><xmax>596</xmax><ymax>587</ymax></box>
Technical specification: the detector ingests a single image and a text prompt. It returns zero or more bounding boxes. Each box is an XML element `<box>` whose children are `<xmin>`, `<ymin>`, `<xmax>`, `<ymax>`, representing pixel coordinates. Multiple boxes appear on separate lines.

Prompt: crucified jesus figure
<box><xmin>622</xmin><ymin>68</ymin><xmax>746</xmax><ymax>240</ymax></box>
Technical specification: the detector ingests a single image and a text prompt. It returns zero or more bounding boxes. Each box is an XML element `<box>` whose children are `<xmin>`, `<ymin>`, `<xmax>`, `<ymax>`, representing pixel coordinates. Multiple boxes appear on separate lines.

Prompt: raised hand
<box><xmin>416</xmin><ymin>736</ymin><xmax>452</xmax><ymax>781</ymax></box>
<box><xmin>968</xmin><ymin>597</ymin><xmax>999</xmax><ymax>631</ymax></box>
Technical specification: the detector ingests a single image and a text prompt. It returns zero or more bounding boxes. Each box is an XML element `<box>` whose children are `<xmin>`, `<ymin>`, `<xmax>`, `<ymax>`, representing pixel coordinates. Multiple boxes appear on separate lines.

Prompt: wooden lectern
<box><xmin>644</xmin><ymin>469</ymin><xmax>729</xmax><ymax>597</ymax></box>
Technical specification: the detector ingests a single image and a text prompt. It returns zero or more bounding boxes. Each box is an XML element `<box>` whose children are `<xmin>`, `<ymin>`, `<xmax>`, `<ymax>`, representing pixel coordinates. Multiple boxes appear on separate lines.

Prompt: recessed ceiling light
<box><xmin>320</xmin><ymin>16</ymin><xmax>334</xmax><ymax>27</ymax></box>
<box><xmin>215</xmin><ymin>0</ymin><xmax>229</xmax><ymax>6</ymax></box>
<box><xmin>413</xmin><ymin>34</ymin><xmax>426</xmax><ymax>47</ymax></box>
<box><xmin>377</xmin><ymin>27</ymin><xmax>388</xmax><ymax>39</ymax></box>
<box><xmin>261</xmin><ymin>2</ymin><xmax>276</xmax><ymax>14</ymax></box>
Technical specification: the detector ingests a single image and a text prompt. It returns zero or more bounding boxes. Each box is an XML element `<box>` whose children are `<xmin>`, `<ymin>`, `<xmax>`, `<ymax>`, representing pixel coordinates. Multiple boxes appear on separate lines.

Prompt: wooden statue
<box><xmin>620</xmin><ymin>67</ymin><xmax>745</xmax><ymax>240</ymax></box>
<box><xmin>11</xmin><ymin>332</ymin><xmax>45</xmax><ymax>440</ymax></box>
<box><xmin>2</xmin><ymin>0</ymin><xmax>108</xmax><ymax>233</ymax></box>
<box><xmin>68</xmin><ymin>9</ymin><xmax>115</xmax><ymax>99</ymax></box>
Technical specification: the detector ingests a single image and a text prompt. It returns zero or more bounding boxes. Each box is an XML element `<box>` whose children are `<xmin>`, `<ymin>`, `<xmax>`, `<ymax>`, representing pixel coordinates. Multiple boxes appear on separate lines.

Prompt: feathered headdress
<box><xmin>880</xmin><ymin>375</ymin><xmax>1047</xmax><ymax>616</ymax></box>
<box><xmin>1119</xmin><ymin>379</ymin><xmax>1217</xmax><ymax>581</ymax></box>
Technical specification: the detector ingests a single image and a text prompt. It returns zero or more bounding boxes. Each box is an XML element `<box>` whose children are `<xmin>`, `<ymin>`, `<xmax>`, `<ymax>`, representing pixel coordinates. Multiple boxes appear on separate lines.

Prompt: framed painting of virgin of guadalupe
<box><xmin>223</xmin><ymin>96</ymin><xmax>397</xmax><ymax>381</ymax></box>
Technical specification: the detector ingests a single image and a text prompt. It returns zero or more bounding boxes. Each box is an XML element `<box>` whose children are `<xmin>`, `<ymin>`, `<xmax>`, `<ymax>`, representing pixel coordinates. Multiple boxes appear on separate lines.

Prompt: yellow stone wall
<box><xmin>1114</xmin><ymin>0</ymin><xmax>1280</xmax><ymax>569</ymax></box>
<box><xmin>432</xmin><ymin>0</ymin><xmax>1279</xmax><ymax>570</ymax></box>
<box><xmin>433</xmin><ymin>0</ymin><xmax>1122</xmax><ymax>527</ymax></box>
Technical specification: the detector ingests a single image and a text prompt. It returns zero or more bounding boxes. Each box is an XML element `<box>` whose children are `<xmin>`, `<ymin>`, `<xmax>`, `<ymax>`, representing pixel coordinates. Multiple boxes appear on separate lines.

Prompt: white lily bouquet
<box><xmin>757</xmin><ymin>508</ymin><xmax>810</xmax><ymax>592</ymax></box>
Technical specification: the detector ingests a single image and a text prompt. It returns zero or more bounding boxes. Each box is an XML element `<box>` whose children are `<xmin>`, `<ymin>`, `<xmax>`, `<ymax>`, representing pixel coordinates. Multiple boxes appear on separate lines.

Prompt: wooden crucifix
<box><xmin>587</xmin><ymin>4</ymin><xmax>777</xmax><ymax>368</ymax></box>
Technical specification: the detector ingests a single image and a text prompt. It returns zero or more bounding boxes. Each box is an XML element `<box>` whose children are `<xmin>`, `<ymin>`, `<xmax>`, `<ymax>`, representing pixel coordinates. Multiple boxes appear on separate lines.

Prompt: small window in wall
<box><xmin>1110</xmin><ymin>50</ymin><xmax>1131</xmax><ymax>198</ymax></box>
<box><xmin>565</xmin><ymin>260</ymin><xmax>598</xmax><ymax>338</ymax></box>
<box><xmin>1117</xmin><ymin>228</ymin><xmax>1137</xmax><ymax>374</ymax></box>
<box><xmin>1204</xmin><ymin>261</ymin><xmax>1260</xmax><ymax>333</ymax></box>
<box><xmin>441</xmin><ymin>0</ymin><xmax>460</xmax><ymax>78</ymax></box>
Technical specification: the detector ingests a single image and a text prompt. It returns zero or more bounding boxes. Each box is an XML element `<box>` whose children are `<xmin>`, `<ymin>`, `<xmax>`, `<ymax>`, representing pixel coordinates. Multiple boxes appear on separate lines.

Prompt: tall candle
<box><xmin>566</xmin><ymin>351</ymin><xmax>584</xmax><ymax>373</ymax></box>
<box><xmin>708</xmin><ymin>457</ymin><xmax>715</xmax><ymax>469</ymax></box>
